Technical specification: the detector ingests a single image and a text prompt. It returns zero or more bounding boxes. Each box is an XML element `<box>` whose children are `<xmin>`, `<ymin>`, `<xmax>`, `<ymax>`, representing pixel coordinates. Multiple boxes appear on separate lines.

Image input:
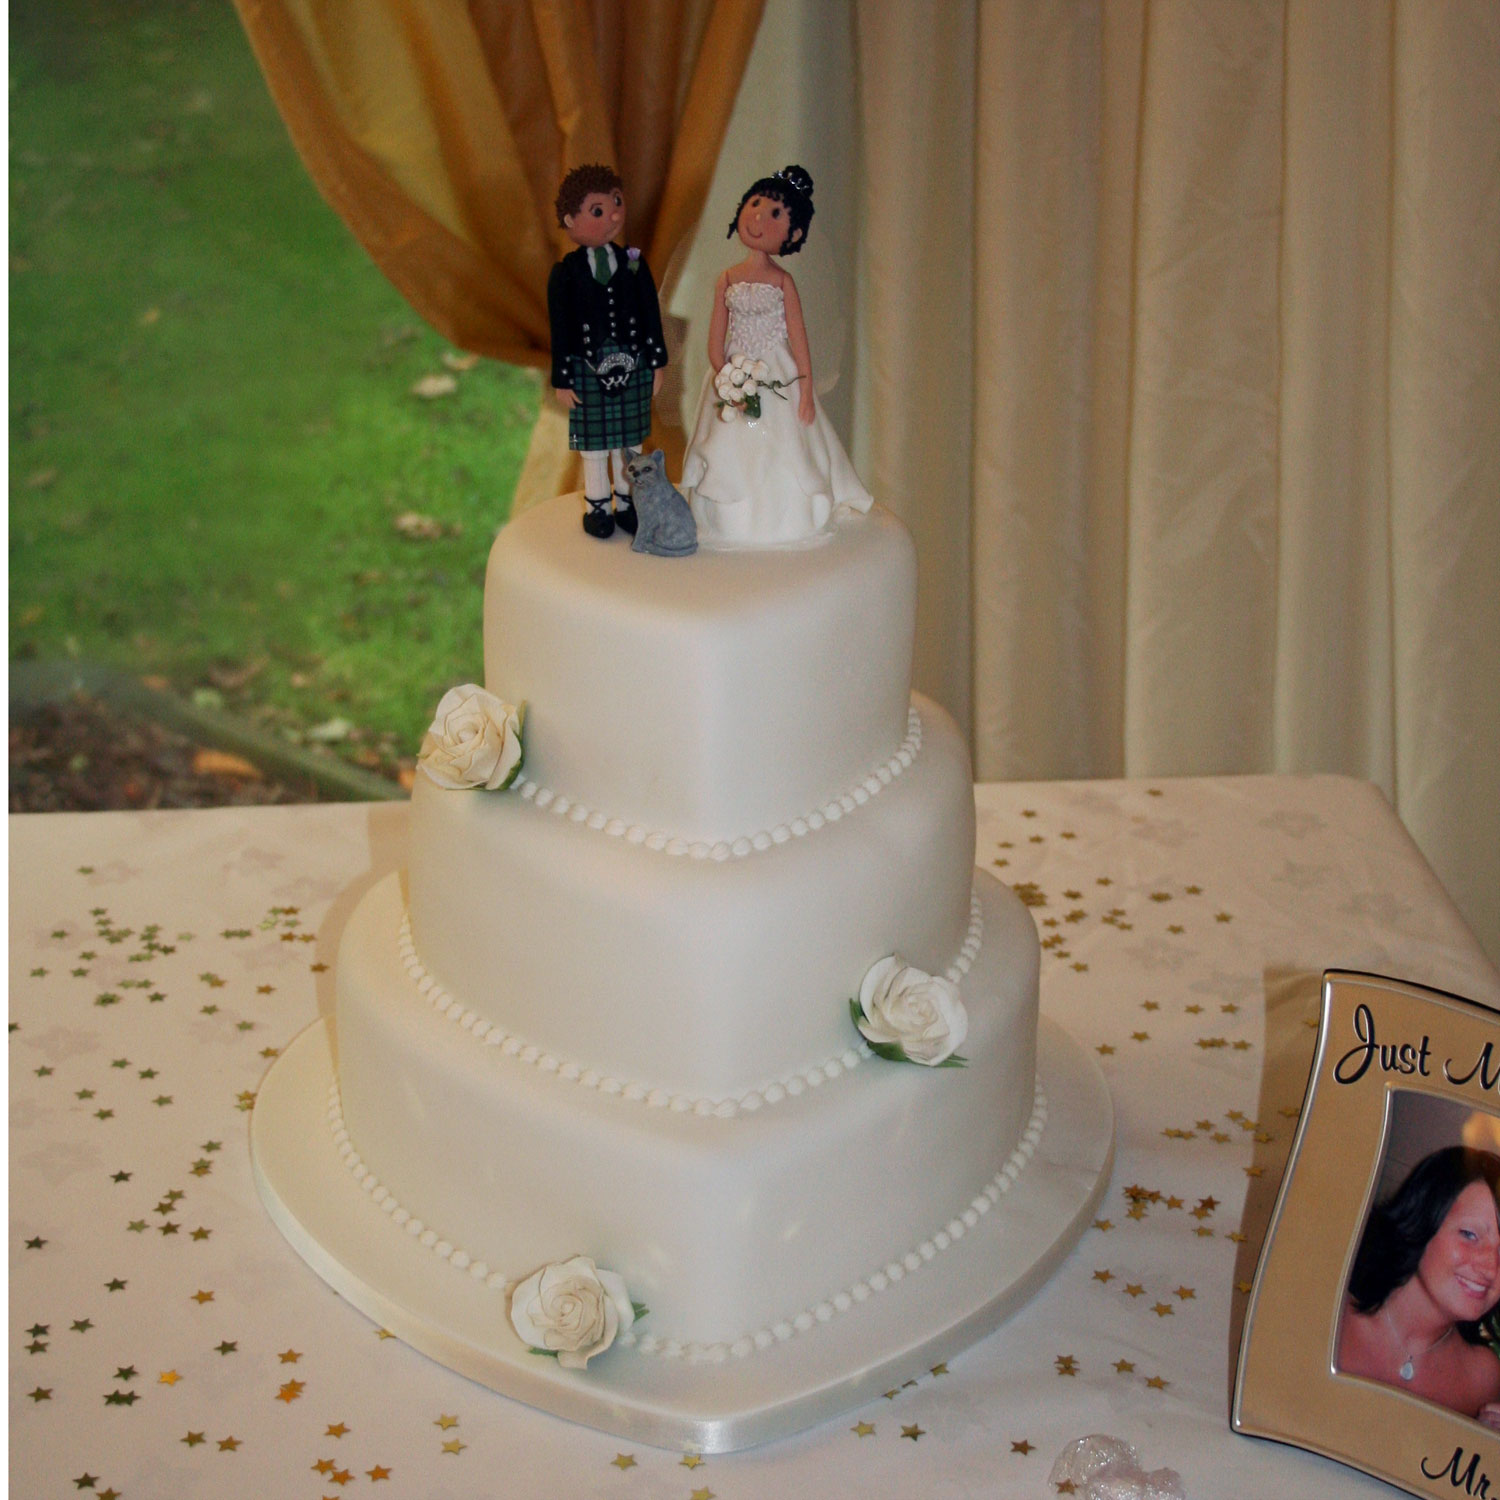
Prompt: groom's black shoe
<box><xmin>583</xmin><ymin>497</ymin><xmax>615</xmax><ymax>539</ymax></box>
<box><xmin>613</xmin><ymin>492</ymin><xmax>638</xmax><ymax>535</ymax></box>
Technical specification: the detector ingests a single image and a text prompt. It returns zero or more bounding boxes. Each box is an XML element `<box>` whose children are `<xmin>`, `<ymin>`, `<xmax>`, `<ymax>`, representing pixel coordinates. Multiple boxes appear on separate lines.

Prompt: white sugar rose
<box><xmin>508</xmin><ymin>1255</ymin><xmax>636</xmax><ymax>1369</ymax></box>
<box><xmin>855</xmin><ymin>955</ymin><xmax>968</xmax><ymax>1066</ymax></box>
<box><xmin>417</xmin><ymin>684</ymin><xmax>524</xmax><ymax>791</ymax></box>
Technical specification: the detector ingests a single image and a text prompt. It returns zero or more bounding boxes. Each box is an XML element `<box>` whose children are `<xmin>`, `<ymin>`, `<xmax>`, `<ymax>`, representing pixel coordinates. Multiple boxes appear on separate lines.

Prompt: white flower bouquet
<box><xmin>713</xmin><ymin>352</ymin><xmax>798</xmax><ymax>422</ymax></box>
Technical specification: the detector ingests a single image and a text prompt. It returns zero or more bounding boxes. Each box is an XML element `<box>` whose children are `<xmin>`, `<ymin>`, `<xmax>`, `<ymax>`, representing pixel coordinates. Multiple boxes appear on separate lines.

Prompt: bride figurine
<box><xmin>681</xmin><ymin>165</ymin><xmax>873</xmax><ymax>547</ymax></box>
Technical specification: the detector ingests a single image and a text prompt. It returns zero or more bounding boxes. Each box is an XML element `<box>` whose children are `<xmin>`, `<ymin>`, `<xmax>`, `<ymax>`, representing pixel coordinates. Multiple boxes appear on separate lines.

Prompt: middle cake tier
<box><xmin>407</xmin><ymin>693</ymin><xmax>977</xmax><ymax>1100</ymax></box>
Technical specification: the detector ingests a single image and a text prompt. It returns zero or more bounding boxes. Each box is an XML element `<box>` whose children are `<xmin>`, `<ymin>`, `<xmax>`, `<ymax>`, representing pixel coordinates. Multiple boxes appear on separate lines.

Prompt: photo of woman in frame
<box><xmin>1337</xmin><ymin>1094</ymin><xmax>1500</xmax><ymax>1430</ymax></box>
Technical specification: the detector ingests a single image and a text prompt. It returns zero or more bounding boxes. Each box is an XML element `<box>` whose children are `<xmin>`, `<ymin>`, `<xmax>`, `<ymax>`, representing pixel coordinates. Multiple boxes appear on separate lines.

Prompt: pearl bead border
<box><xmin>512</xmin><ymin>707</ymin><xmax>923</xmax><ymax>862</ymax></box>
<box><xmin>397</xmin><ymin>887</ymin><xmax>984</xmax><ymax>1118</ymax></box>
<box><xmin>324</xmin><ymin>1075</ymin><xmax>1047</xmax><ymax>1364</ymax></box>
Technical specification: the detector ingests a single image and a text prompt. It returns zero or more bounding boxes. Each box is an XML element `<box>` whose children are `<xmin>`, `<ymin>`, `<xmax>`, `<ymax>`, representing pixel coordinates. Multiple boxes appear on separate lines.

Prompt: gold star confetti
<box><xmin>313</xmin><ymin>1459</ymin><xmax>336</xmax><ymax>1475</ymax></box>
<box><xmin>181</xmin><ymin>1432</ymin><xmax>205</xmax><ymax>1447</ymax></box>
<box><xmin>28</xmin><ymin>1387</ymin><xmax>52</xmax><ymax>1401</ymax></box>
<box><xmin>930</xmin><ymin>1361</ymin><xmax>949</xmax><ymax>1376</ymax></box>
<box><xmin>1093</xmin><ymin>1268</ymin><xmax>1114</xmax><ymax>1284</ymax></box>
<box><xmin>1113</xmin><ymin>1359</ymin><xmax>1135</xmax><ymax>1374</ymax></box>
<box><xmin>1244</xmin><ymin>1165</ymin><xmax>1264</xmax><ymax>1178</ymax></box>
<box><xmin>74</xmin><ymin>1480</ymin><xmax>98</xmax><ymax>1493</ymax></box>
<box><xmin>851</xmin><ymin>1421</ymin><xmax>875</xmax><ymax>1437</ymax></box>
<box><xmin>191</xmin><ymin>1290</ymin><xmax>214</xmax><ymax>1304</ymax></box>
<box><xmin>441</xmin><ymin>1439</ymin><xmax>466</xmax><ymax>1455</ymax></box>
<box><xmin>1055</xmin><ymin>1355</ymin><xmax>1078</xmax><ymax>1376</ymax></box>
<box><xmin>158</xmin><ymin>1369</ymin><xmax>182</xmax><ymax>1386</ymax></box>
<box><xmin>375</xmin><ymin>1327</ymin><xmax>396</xmax><ymax>1340</ymax></box>
<box><xmin>367</xmin><ymin>1465</ymin><xmax>391</xmax><ymax>1481</ymax></box>
<box><xmin>1124</xmin><ymin>1283</ymin><xmax>1144</xmax><ymax>1298</ymax></box>
<box><xmin>1174</xmin><ymin>1286</ymin><xmax>1195</xmax><ymax>1300</ymax></box>
<box><xmin>276</xmin><ymin>1380</ymin><xmax>305</xmax><ymax>1403</ymax></box>
<box><xmin>690</xmin><ymin>1490</ymin><xmax>715</xmax><ymax>1500</ymax></box>
<box><xmin>218</xmin><ymin>1436</ymin><xmax>241</xmax><ymax>1451</ymax></box>
<box><xmin>1012</xmin><ymin>1439</ymin><xmax>1035</xmax><ymax>1454</ymax></box>
<box><xmin>326</xmin><ymin>1424</ymin><xmax>349</xmax><ymax>1438</ymax></box>
<box><xmin>1152</xmin><ymin>1302</ymin><xmax>1174</xmax><ymax>1318</ymax></box>
<box><xmin>610</xmin><ymin>1454</ymin><xmax>637</xmax><ymax>1470</ymax></box>
<box><xmin>1145</xmin><ymin>1375</ymin><xmax>1169</xmax><ymax>1390</ymax></box>
<box><xmin>215</xmin><ymin>1341</ymin><xmax>237</xmax><ymax>1356</ymax></box>
<box><xmin>1236</xmin><ymin>1280</ymin><xmax>1254</xmax><ymax>1294</ymax></box>
<box><xmin>1096</xmin><ymin>1043</ymin><xmax>1115</xmax><ymax>1056</ymax></box>
<box><xmin>1131</xmin><ymin>1031</ymin><xmax>1149</xmax><ymax>1043</ymax></box>
<box><xmin>434</xmin><ymin>1414</ymin><xmax>460</xmax><ymax>1430</ymax></box>
<box><xmin>1227</xmin><ymin>1230</ymin><xmax>1247</xmax><ymax>1243</ymax></box>
<box><xmin>681</xmin><ymin>1454</ymin><xmax>705</xmax><ymax>1469</ymax></box>
<box><xmin>901</xmin><ymin>1424</ymin><xmax>925</xmax><ymax>1441</ymax></box>
<box><xmin>1184</xmin><ymin>1003</ymin><xmax>1203</xmax><ymax>1014</ymax></box>
<box><xmin>278</xmin><ymin>1349</ymin><xmax>301</xmax><ymax>1363</ymax></box>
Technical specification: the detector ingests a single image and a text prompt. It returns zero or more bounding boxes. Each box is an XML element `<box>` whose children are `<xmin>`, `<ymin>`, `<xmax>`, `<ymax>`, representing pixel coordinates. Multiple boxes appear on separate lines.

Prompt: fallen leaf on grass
<box><xmin>306</xmin><ymin>717</ymin><xmax>353</xmax><ymax>744</ymax></box>
<box><xmin>139</xmin><ymin>306</ymin><xmax>161</xmax><ymax>327</ymax></box>
<box><xmin>207</xmin><ymin>659</ymin><xmax>266</xmax><ymax>692</ymax></box>
<box><xmin>192</xmin><ymin>749</ymin><xmax>262</xmax><ymax>781</ymax></box>
<box><xmin>411</xmin><ymin>373</ymin><xmax>458</xmax><ymax>399</ymax></box>
<box><xmin>394</xmin><ymin>511</ymin><xmax>443</xmax><ymax>540</ymax></box>
<box><xmin>442</xmin><ymin>351</ymin><xmax>480</xmax><ymax>372</ymax></box>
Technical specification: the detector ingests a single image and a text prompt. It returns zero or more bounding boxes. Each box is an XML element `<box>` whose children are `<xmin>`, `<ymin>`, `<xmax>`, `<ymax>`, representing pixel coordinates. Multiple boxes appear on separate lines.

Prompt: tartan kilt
<box><xmin>567</xmin><ymin>352</ymin><xmax>653</xmax><ymax>452</ymax></box>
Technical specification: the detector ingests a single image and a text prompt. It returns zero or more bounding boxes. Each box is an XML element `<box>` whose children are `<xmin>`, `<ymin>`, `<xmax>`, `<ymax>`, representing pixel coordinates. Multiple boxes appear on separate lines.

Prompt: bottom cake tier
<box><xmin>329</xmin><ymin>868</ymin><xmax>1039</xmax><ymax>1352</ymax></box>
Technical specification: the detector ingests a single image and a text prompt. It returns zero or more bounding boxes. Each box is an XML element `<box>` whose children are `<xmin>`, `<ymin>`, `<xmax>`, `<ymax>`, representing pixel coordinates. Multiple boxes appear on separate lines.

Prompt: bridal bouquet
<box><xmin>714</xmin><ymin>353</ymin><xmax>799</xmax><ymax>422</ymax></box>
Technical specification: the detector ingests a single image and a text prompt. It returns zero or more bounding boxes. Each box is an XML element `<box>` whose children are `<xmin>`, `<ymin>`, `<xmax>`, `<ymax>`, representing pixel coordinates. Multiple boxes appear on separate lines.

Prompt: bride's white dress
<box><xmin>682</xmin><ymin>281</ymin><xmax>873</xmax><ymax>547</ymax></box>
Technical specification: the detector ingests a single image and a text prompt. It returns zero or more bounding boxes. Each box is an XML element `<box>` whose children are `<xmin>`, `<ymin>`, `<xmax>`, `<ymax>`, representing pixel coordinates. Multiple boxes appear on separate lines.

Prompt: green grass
<box><xmin>10</xmin><ymin>0</ymin><xmax>540</xmax><ymax>774</ymax></box>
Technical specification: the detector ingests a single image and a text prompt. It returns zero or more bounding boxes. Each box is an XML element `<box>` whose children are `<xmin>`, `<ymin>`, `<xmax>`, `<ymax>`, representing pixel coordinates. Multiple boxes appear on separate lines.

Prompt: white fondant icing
<box><xmin>483</xmin><ymin>495</ymin><xmax>917</xmax><ymax>844</ymax></box>
<box><xmin>336</xmin><ymin>870</ymin><xmax>1038</xmax><ymax>1345</ymax></box>
<box><xmin>509</xmin><ymin>706</ymin><xmax>923</xmax><ymax>859</ymax></box>
<box><xmin>395</xmin><ymin>888</ymin><xmax>982</xmax><ymax>1115</ymax></box>
<box><xmin>323</xmin><ymin>1070</ymin><xmax>1047</xmax><ymax>1363</ymax></box>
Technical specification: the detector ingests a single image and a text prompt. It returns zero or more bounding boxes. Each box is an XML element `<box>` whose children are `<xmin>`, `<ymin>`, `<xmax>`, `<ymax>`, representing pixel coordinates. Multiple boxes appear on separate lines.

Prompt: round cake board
<box><xmin>251</xmin><ymin>1013</ymin><xmax>1113</xmax><ymax>1454</ymax></box>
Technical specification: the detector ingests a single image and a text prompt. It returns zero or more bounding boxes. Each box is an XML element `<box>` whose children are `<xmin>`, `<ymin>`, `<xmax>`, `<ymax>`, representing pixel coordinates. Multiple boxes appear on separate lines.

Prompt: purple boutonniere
<box><xmin>626</xmin><ymin>246</ymin><xmax>641</xmax><ymax>273</ymax></box>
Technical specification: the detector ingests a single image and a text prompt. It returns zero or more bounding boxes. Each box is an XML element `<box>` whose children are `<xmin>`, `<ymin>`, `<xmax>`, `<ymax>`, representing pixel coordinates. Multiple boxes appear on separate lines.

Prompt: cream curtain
<box><xmin>701</xmin><ymin>0</ymin><xmax>1498</xmax><ymax>958</ymax></box>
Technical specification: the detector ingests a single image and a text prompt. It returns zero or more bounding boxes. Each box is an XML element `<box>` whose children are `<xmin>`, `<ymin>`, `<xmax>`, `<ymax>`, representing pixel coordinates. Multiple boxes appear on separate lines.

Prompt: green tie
<box><xmin>592</xmin><ymin>246</ymin><xmax>610</xmax><ymax>284</ymax></box>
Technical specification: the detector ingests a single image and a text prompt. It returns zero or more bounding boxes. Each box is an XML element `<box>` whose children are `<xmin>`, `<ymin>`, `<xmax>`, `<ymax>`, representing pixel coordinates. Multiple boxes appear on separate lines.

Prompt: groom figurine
<box><xmin>549</xmin><ymin>165</ymin><xmax>668</xmax><ymax>539</ymax></box>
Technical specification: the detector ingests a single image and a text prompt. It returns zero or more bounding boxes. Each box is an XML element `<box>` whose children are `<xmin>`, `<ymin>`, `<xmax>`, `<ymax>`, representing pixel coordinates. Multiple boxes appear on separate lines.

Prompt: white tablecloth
<box><xmin>11</xmin><ymin>776</ymin><xmax>1499</xmax><ymax>1498</ymax></box>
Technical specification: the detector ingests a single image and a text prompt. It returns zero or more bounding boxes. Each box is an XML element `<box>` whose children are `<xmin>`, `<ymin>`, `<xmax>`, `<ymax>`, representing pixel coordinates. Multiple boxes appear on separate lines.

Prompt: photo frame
<box><xmin>1234</xmin><ymin>971</ymin><xmax>1500</xmax><ymax>1497</ymax></box>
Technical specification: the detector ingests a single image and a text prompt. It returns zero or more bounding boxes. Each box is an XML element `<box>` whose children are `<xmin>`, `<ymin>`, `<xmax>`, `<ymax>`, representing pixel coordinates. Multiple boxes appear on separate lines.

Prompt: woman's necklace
<box><xmin>1382</xmin><ymin>1307</ymin><xmax>1456</xmax><ymax>1380</ymax></box>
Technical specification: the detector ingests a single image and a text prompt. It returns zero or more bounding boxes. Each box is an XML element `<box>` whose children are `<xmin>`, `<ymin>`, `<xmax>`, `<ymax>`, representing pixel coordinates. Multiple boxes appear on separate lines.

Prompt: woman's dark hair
<box><xmin>727</xmin><ymin>164</ymin><xmax>814</xmax><ymax>256</ymax></box>
<box><xmin>1348</xmin><ymin>1145</ymin><xmax>1500</xmax><ymax>1342</ymax></box>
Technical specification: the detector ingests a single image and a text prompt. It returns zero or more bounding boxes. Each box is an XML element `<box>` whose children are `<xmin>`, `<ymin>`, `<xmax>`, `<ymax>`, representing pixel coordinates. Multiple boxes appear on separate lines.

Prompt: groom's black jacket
<box><xmin>548</xmin><ymin>245</ymin><xmax>668</xmax><ymax>391</ymax></box>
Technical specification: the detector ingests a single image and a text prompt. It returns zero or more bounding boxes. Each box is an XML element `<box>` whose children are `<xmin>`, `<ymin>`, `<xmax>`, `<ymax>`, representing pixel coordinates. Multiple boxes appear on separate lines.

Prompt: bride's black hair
<box><xmin>726</xmin><ymin>165</ymin><xmax>814</xmax><ymax>256</ymax></box>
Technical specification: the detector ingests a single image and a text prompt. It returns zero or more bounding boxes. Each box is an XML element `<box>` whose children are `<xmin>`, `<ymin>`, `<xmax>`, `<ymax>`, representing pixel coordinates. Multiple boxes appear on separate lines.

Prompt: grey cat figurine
<box><xmin>625</xmin><ymin>449</ymin><xmax>697</xmax><ymax>557</ymax></box>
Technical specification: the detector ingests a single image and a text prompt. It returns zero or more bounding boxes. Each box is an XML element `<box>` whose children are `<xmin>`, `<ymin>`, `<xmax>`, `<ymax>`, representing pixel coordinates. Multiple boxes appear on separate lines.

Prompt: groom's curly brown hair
<box><xmin>554</xmin><ymin>164</ymin><xmax>623</xmax><ymax>226</ymax></box>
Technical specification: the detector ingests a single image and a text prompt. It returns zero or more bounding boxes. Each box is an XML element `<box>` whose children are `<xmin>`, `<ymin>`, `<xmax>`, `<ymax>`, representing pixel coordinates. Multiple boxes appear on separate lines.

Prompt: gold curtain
<box><xmin>233</xmin><ymin>0</ymin><xmax>764</xmax><ymax>499</ymax></box>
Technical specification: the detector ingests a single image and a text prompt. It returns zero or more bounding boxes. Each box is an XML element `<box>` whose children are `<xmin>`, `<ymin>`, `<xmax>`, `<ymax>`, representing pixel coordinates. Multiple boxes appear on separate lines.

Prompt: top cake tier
<box><xmin>484</xmin><ymin>495</ymin><xmax>917</xmax><ymax>844</ymax></box>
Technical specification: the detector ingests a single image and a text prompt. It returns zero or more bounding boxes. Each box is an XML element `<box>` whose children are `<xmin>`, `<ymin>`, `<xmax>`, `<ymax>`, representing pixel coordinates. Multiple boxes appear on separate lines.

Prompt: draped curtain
<box><xmin>849</xmin><ymin>0</ymin><xmax>1500</xmax><ymax>958</ymax></box>
<box><xmin>236</xmin><ymin>0</ymin><xmax>1499</xmax><ymax>960</ymax></box>
<box><xmin>234</xmin><ymin>0</ymin><xmax>765</xmax><ymax>498</ymax></box>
